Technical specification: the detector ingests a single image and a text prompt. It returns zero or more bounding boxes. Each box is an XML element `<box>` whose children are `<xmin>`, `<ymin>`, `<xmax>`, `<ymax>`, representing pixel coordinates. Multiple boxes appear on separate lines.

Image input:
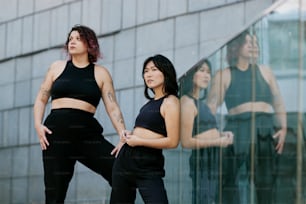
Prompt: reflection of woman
<box><xmin>180</xmin><ymin>59</ymin><xmax>233</xmax><ymax>204</ymax></box>
<box><xmin>33</xmin><ymin>25</ymin><xmax>126</xmax><ymax>203</ymax></box>
<box><xmin>110</xmin><ymin>54</ymin><xmax>180</xmax><ymax>204</ymax></box>
<box><xmin>207</xmin><ymin>31</ymin><xmax>287</xmax><ymax>204</ymax></box>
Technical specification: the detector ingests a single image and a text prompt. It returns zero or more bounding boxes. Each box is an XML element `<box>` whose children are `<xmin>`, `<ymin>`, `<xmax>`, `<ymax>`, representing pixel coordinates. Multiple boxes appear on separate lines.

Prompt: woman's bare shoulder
<box><xmin>213</xmin><ymin>67</ymin><xmax>231</xmax><ymax>79</ymax></box>
<box><xmin>212</xmin><ymin>67</ymin><xmax>231</xmax><ymax>86</ymax></box>
<box><xmin>44</xmin><ymin>60</ymin><xmax>67</xmax><ymax>80</ymax></box>
<box><xmin>94</xmin><ymin>64</ymin><xmax>110</xmax><ymax>73</ymax></box>
<box><xmin>257</xmin><ymin>64</ymin><xmax>278</xmax><ymax>87</ymax></box>
<box><xmin>50</xmin><ymin>60</ymin><xmax>66</xmax><ymax>68</ymax></box>
<box><xmin>180</xmin><ymin>95</ymin><xmax>194</xmax><ymax>106</ymax></box>
<box><xmin>258</xmin><ymin>64</ymin><xmax>274</xmax><ymax>75</ymax></box>
<box><xmin>94</xmin><ymin>64</ymin><xmax>112</xmax><ymax>79</ymax></box>
<box><xmin>49</xmin><ymin>60</ymin><xmax>67</xmax><ymax>72</ymax></box>
<box><xmin>220</xmin><ymin>67</ymin><xmax>231</xmax><ymax>75</ymax></box>
<box><xmin>164</xmin><ymin>95</ymin><xmax>180</xmax><ymax>106</ymax></box>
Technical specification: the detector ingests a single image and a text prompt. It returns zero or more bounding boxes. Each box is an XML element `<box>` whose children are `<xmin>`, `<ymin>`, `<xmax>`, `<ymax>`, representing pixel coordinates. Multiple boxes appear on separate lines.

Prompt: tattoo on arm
<box><xmin>117</xmin><ymin>116</ymin><xmax>124</xmax><ymax>124</ymax></box>
<box><xmin>207</xmin><ymin>91</ymin><xmax>217</xmax><ymax>105</ymax></box>
<box><xmin>113</xmin><ymin>113</ymin><xmax>124</xmax><ymax>124</ymax></box>
<box><xmin>41</xmin><ymin>87</ymin><xmax>50</xmax><ymax>98</ymax></box>
<box><xmin>107</xmin><ymin>90</ymin><xmax>124</xmax><ymax>125</ymax></box>
<box><xmin>107</xmin><ymin>92</ymin><xmax>114</xmax><ymax>103</ymax></box>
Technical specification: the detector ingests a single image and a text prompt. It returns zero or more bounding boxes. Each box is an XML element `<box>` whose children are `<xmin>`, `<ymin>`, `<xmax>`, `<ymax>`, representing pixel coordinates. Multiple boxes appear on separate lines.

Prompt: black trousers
<box><xmin>43</xmin><ymin>108</ymin><xmax>115</xmax><ymax>204</ymax></box>
<box><xmin>189</xmin><ymin>147</ymin><xmax>220</xmax><ymax>204</ymax></box>
<box><xmin>221</xmin><ymin>112</ymin><xmax>278</xmax><ymax>204</ymax></box>
<box><xmin>111</xmin><ymin>144</ymin><xmax>168</xmax><ymax>204</ymax></box>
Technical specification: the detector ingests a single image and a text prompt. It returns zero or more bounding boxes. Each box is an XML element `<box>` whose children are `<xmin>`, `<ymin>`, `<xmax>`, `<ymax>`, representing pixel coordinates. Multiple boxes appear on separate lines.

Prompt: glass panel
<box><xmin>178</xmin><ymin>0</ymin><xmax>305</xmax><ymax>203</ymax></box>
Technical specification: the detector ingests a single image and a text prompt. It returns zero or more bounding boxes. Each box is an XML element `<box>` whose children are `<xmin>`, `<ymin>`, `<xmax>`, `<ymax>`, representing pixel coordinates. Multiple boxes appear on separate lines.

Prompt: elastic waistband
<box><xmin>123</xmin><ymin>144</ymin><xmax>162</xmax><ymax>154</ymax></box>
<box><xmin>50</xmin><ymin>108</ymin><xmax>94</xmax><ymax>117</ymax></box>
<box><xmin>226</xmin><ymin>112</ymin><xmax>273</xmax><ymax>121</ymax></box>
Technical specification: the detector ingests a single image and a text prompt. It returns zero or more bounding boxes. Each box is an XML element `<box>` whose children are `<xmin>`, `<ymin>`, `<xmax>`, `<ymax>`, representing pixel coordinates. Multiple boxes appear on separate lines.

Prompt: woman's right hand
<box><xmin>219</xmin><ymin>131</ymin><xmax>234</xmax><ymax>147</ymax></box>
<box><xmin>36</xmin><ymin>124</ymin><xmax>52</xmax><ymax>150</ymax></box>
<box><xmin>111</xmin><ymin>130</ymin><xmax>131</xmax><ymax>157</ymax></box>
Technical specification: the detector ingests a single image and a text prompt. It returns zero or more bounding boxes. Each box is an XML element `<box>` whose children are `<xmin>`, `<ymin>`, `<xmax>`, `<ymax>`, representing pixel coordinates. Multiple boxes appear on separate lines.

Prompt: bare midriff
<box><xmin>133</xmin><ymin>127</ymin><xmax>165</xmax><ymax>139</ymax></box>
<box><xmin>51</xmin><ymin>98</ymin><xmax>97</xmax><ymax>114</ymax></box>
<box><xmin>228</xmin><ymin>102</ymin><xmax>273</xmax><ymax>115</ymax></box>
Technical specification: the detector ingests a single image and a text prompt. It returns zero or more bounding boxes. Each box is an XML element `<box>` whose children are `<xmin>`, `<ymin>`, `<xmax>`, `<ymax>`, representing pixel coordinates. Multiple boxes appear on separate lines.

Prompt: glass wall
<box><xmin>178</xmin><ymin>0</ymin><xmax>305</xmax><ymax>203</ymax></box>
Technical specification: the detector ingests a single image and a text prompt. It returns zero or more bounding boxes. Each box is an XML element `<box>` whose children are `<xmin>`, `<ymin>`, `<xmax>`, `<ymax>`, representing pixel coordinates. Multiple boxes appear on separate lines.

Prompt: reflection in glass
<box><xmin>206</xmin><ymin>29</ymin><xmax>287</xmax><ymax>204</ymax></box>
<box><xmin>178</xmin><ymin>0</ymin><xmax>305</xmax><ymax>203</ymax></box>
<box><xmin>180</xmin><ymin>60</ymin><xmax>233</xmax><ymax>204</ymax></box>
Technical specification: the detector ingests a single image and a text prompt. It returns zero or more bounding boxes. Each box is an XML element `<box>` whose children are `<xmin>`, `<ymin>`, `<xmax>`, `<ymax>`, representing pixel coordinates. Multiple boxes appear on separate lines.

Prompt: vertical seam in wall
<box><xmin>120</xmin><ymin>0</ymin><xmax>123</xmax><ymax>32</ymax></box>
<box><xmin>68</xmin><ymin>0</ymin><xmax>72</xmax><ymax>27</ymax></box>
<box><xmin>16</xmin><ymin>0</ymin><xmax>19</xmax><ymax>19</ymax></box>
<box><xmin>187</xmin><ymin>0</ymin><xmax>190</xmax><ymax>13</ymax></box>
<box><xmin>101</xmin><ymin>0</ymin><xmax>104</xmax><ymax>34</ymax></box>
<box><xmin>243</xmin><ymin>0</ymin><xmax>247</xmax><ymax>25</ymax></box>
<box><xmin>4</xmin><ymin>23</ymin><xmax>7</xmax><ymax>59</ymax></box>
<box><xmin>33</xmin><ymin>6</ymin><xmax>37</xmax><ymax>52</ymax></box>
<box><xmin>133</xmin><ymin>0</ymin><xmax>139</xmax><ymax>119</ymax></box>
<box><xmin>173</xmin><ymin>15</ymin><xmax>177</xmax><ymax>64</ymax></box>
<box><xmin>9</xmin><ymin>146</ymin><xmax>12</xmax><ymax>202</ymax></box>
<box><xmin>158</xmin><ymin>0</ymin><xmax>161</xmax><ymax>20</ymax></box>
<box><xmin>30</xmin><ymin>8</ymin><xmax>34</xmax><ymax>53</ymax></box>
<box><xmin>197</xmin><ymin>12</ymin><xmax>201</xmax><ymax>61</ymax></box>
<box><xmin>13</xmin><ymin>58</ymin><xmax>17</xmax><ymax>108</ymax></box>
<box><xmin>26</xmin><ymin>142</ymin><xmax>30</xmax><ymax>202</ymax></box>
<box><xmin>80</xmin><ymin>0</ymin><xmax>84</xmax><ymax>26</ymax></box>
<box><xmin>27</xmin><ymin>55</ymin><xmax>33</xmax><ymax>202</ymax></box>
<box><xmin>33</xmin><ymin>0</ymin><xmax>37</xmax><ymax>18</ymax></box>
<box><xmin>48</xmin><ymin>9</ymin><xmax>52</xmax><ymax>51</ymax></box>
<box><xmin>21</xmin><ymin>18</ymin><xmax>24</xmax><ymax>54</ymax></box>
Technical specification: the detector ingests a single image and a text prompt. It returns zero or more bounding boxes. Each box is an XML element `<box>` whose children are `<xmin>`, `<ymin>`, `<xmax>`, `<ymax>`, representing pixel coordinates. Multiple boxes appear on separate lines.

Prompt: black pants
<box><xmin>189</xmin><ymin>147</ymin><xmax>220</xmax><ymax>204</ymax></box>
<box><xmin>221</xmin><ymin>112</ymin><xmax>278</xmax><ymax>204</ymax></box>
<box><xmin>43</xmin><ymin>108</ymin><xmax>115</xmax><ymax>204</ymax></box>
<box><xmin>111</xmin><ymin>144</ymin><xmax>168</xmax><ymax>204</ymax></box>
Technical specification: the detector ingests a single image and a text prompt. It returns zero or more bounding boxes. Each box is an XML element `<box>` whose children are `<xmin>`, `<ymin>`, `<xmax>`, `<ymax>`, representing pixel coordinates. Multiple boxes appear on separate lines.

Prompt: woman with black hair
<box><xmin>33</xmin><ymin>25</ymin><xmax>126</xmax><ymax>203</ymax></box>
<box><xmin>110</xmin><ymin>54</ymin><xmax>180</xmax><ymax>204</ymax></box>
<box><xmin>180</xmin><ymin>59</ymin><xmax>233</xmax><ymax>204</ymax></box>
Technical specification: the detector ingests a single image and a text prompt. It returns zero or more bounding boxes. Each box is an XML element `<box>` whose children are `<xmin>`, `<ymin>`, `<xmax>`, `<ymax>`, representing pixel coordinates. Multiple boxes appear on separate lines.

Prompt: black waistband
<box><xmin>51</xmin><ymin>108</ymin><xmax>94</xmax><ymax>117</ymax></box>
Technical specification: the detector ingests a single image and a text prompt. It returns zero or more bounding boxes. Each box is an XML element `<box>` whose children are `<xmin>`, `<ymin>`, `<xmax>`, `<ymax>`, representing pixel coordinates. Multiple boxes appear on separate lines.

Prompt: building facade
<box><xmin>2</xmin><ymin>0</ymin><xmax>303</xmax><ymax>203</ymax></box>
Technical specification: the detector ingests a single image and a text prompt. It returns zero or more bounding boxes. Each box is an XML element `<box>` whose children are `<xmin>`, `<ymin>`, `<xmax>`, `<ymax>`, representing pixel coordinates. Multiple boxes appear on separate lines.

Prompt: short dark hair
<box><xmin>64</xmin><ymin>25</ymin><xmax>101</xmax><ymax>63</ymax></box>
<box><xmin>142</xmin><ymin>54</ymin><xmax>178</xmax><ymax>100</ymax></box>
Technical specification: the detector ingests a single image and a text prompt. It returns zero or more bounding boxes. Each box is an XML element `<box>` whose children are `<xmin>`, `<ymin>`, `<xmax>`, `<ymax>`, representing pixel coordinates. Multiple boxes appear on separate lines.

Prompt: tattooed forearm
<box><xmin>112</xmin><ymin>113</ymin><xmax>124</xmax><ymax>125</ymax></box>
<box><xmin>40</xmin><ymin>87</ymin><xmax>50</xmax><ymax>98</ymax></box>
<box><xmin>107</xmin><ymin>91</ymin><xmax>114</xmax><ymax>103</ymax></box>
<box><xmin>118</xmin><ymin>117</ymin><xmax>124</xmax><ymax>124</ymax></box>
<box><xmin>116</xmin><ymin>114</ymin><xmax>124</xmax><ymax>124</ymax></box>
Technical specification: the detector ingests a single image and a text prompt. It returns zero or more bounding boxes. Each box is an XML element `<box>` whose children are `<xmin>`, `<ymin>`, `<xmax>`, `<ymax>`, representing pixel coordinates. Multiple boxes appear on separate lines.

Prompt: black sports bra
<box><xmin>51</xmin><ymin>61</ymin><xmax>101</xmax><ymax>107</ymax></box>
<box><xmin>224</xmin><ymin>64</ymin><xmax>273</xmax><ymax>110</ymax></box>
<box><xmin>189</xmin><ymin>96</ymin><xmax>218</xmax><ymax>136</ymax></box>
<box><xmin>134</xmin><ymin>96</ymin><xmax>167</xmax><ymax>136</ymax></box>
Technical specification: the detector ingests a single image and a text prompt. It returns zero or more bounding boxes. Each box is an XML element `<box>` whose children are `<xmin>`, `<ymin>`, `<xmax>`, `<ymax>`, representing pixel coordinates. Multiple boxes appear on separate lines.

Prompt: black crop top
<box><xmin>190</xmin><ymin>96</ymin><xmax>218</xmax><ymax>136</ymax></box>
<box><xmin>134</xmin><ymin>96</ymin><xmax>167</xmax><ymax>136</ymax></box>
<box><xmin>224</xmin><ymin>64</ymin><xmax>273</xmax><ymax>110</ymax></box>
<box><xmin>51</xmin><ymin>61</ymin><xmax>101</xmax><ymax>107</ymax></box>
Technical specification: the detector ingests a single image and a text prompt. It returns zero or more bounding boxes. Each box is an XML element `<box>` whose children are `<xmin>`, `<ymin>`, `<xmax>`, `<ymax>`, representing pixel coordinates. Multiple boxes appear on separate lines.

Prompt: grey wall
<box><xmin>0</xmin><ymin>0</ymin><xmax>277</xmax><ymax>203</ymax></box>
